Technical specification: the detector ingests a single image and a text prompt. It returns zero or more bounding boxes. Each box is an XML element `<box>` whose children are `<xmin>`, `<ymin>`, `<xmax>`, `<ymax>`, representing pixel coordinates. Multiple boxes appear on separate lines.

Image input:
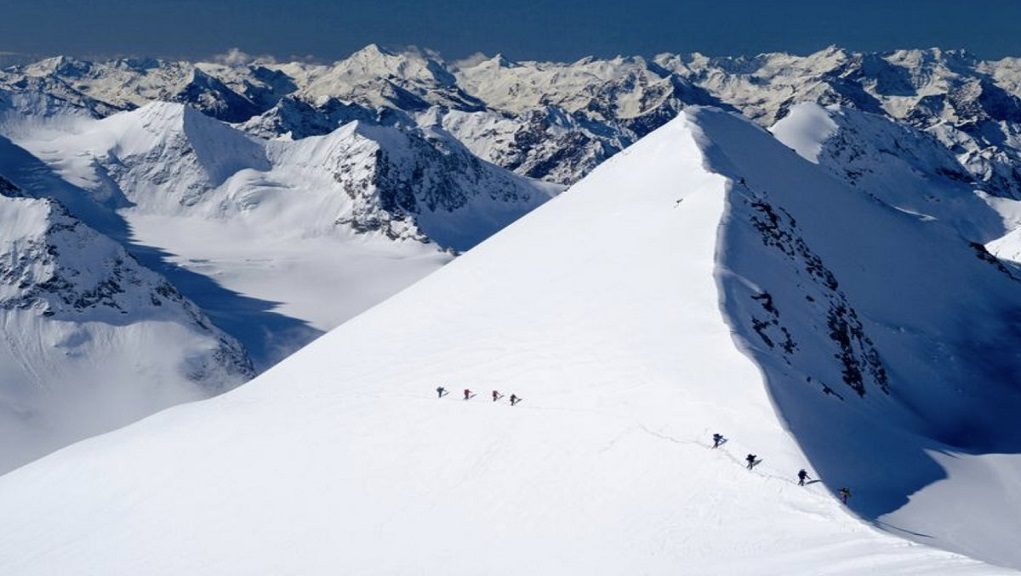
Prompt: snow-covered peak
<box><xmin>0</xmin><ymin>108</ymin><xmax>1018</xmax><ymax>573</ymax></box>
<box><xmin>298</xmin><ymin>44</ymin><xmax>481</xmax><ymax>111</ymax></box>
<box><xmin>20</xmin><ymin>55</ymin><xmax>94</xmax><ymax>78</ymax></box>
<box><xmin>268</xmin><ymin>116</ymin><xmax>558</xmax><ymax>250</ymax></box>
<box><xmin>29</xmin><ymin>101</ymin><xmax>270</xmax><ymax>211</ymax></box>
<box><xmin>104</xmin><ymin>100</ymin><xmax>264</xmax><ymax>163</ymax></box>
<box><xmin>456</xmin><ymin>52</ymin><xmax>516</xmax><ymax>71</ymax></box>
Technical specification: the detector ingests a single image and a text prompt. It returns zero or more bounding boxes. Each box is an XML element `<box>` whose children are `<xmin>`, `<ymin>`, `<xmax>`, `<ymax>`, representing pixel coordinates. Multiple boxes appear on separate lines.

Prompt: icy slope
<box><xmin>0</xmin><ymin>109</ymin><xmax>1008</xmax><ymax>575</ymax></box>
<box><xmin>0</xmin><ymin>184</ymin><xmax>252</xmax><ymax>473</ymax></box>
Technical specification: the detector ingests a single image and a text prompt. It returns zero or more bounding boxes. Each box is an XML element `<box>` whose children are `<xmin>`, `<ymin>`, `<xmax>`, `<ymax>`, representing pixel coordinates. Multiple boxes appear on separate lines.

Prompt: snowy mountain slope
<box><xmin>0</xmin><ymin>182</ymin><xmax>252</xmax><ymax>474</ymax></box>
<box><xmin>771</xmin><ymin>102</ymin><xmax>1010</xmax><ymax>242</ymax></box>
<box><xmin>7</xmin><ymin>101</ymin><xmax>555</xmax><ymax>366</ymax></box>
<box><xmin>697</xmin><ymin>108</ymin><xmax>1021</xmax><ymax>568</ymax></box>
<box><xmin>14</xmin><ymin>101</ymin><xmax>553</xmax><ymax>248</ymax></box>
<box><xmin>0</xmin><ymin>96</ymin><xmax>551</xmax><ymax>473</ymax></box>
<box><xmin>25</xmin><ymin>101</ymin><xmax>272</xmax><ymax>213</ymax></box>
<box><xmin>0</xmin><ymin>109</ymin><xmax>1015</xmax><ymax>575</ymax></box>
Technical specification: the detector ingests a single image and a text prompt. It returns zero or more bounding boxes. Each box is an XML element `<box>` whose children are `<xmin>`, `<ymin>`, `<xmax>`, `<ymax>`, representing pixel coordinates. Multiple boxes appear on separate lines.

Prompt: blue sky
<box><xmin>0</xmin><ymin>0</ymin><xmax>1018</xmax><ymax>61</ymax></box>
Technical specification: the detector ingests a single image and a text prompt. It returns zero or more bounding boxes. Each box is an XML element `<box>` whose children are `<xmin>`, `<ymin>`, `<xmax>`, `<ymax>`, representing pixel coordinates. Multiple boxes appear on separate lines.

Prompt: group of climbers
<box><xmin>712</xmin><ymin>432</ymin><xmax>852</xmax><ymax>506</ymax></box>
<box><xmin>425</xmin><ymin>399</ymin><xmax>853</xmax><ymax>504</ymax></box>
<box><xmin>436</xmin><ymin>386</ymin><xmax>521</xmax><ymax>406</ymax></box>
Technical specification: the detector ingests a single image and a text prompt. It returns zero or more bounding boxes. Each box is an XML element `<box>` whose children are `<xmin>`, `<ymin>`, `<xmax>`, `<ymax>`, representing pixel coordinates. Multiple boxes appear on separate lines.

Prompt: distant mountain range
<box><xmin>4</xmin><ymin>45</ymin><xmax>1021</xmax><ymax>195</ymax></box>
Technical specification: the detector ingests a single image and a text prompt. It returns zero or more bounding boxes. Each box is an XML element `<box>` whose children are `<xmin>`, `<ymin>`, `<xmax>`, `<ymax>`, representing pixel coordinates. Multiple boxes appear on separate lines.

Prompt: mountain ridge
<box><xmin>0</xmin><ymin>107</ymin><xmax>1015</xmax><ymax>574</ymax></box>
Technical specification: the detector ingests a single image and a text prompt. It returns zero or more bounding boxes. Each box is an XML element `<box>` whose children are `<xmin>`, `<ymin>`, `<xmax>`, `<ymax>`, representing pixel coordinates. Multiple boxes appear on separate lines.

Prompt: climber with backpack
<box><xmin>797</xmin><ymin>469</ymin><xmax>809</xmax><ymax>486</ymax></box>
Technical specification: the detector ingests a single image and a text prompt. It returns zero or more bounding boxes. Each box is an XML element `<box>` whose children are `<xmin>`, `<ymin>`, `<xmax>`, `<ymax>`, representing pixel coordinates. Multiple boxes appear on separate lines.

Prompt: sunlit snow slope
<box><xmin>0</xmin><ymin>109</ymin><xmax>1013</xmax><ymax>575</ymax></box>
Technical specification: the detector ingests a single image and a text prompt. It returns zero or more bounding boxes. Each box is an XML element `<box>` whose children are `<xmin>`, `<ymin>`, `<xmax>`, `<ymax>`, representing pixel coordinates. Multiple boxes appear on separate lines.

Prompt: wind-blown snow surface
<box><xmin>0</xmin><ymin>109</ymin><xmax>1013</xmax><ymax>575</ymax></box>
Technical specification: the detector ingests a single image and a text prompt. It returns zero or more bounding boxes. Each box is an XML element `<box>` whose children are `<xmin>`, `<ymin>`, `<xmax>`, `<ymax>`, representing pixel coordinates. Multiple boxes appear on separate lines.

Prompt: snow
<box><xmin>0</xmin><ymin>193</ymin><xmax>251</xmax><ymax>473</ymax></box>
<box><xmin>769</xmin><ymin>101</ymin><xmax>839</xmax><ymax>162</ymax></box>
<box><xmin>771</xmin><ymin>103</ymin><xmax>1009</xmax><ymax>242</ymax></box>
<box><xmin>698</xmin><ymin>107</ymin><xmax>1021</xmax><ymax>570</ymax></box>
<box><xmin>7</xmin><ymin>102</ymin><xmax>553</xmax><ymax>367</ymax></box>
<box><xmin>0</xmin><ymin>108</ymin><xmax>1011</xmax><ymax>575</ymax></box>
<box><xmin>0</xmin><ymin>98</ymin><xmax>552</xmax><ymax>472</ymax></box>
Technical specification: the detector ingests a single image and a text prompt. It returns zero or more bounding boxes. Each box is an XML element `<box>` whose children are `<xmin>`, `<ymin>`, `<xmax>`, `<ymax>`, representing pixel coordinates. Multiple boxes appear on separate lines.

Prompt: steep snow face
<box><xmin>0</xmin><ymin>186</ymin><xmax>252</xmax><ymax>474</ymax></box>
<box><xmin>0</xmin><ymin>110</ymin><xmax>1010</xmax><ymax>575</ymax></box>
<box><xmin>698</xmin><ymin>108</ymin><xmax>1021</xmax><ymax>568</ymax></box>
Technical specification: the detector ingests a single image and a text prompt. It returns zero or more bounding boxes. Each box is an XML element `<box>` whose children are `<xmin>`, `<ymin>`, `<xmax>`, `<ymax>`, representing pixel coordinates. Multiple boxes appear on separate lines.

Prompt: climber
<box><xmin>436</xmin><ymin>386</ymin><xmax>446</xmax><ymax>398</ymax></box>
<box><xmin>839</xmin><ymin>487</ymin><xmax>851</xmax><ymax>504</ymax></box>
<box><xmin>509</xmin><ymin>394</ymin><xmax>521</xmax><ymax>406</ymax></box>
<box><xmin>797</xmin><ymin>469</ymin><xmax>809</xmax><ymax>486</ymax></box>
<box><xmin>746</xmin><ymin>454</ymin><xmax>757</xmax><ymax>470</ymax></box>
<box><xmin>492</xmin><ymin>390</ymin><xmax>502</xmax><ymax>402</ymax></box>
<box><xmin>463</xmin><ymin>388</ymin><xmax>472</xmax><ymax>400</ymax></box>
<box><xmin>712</xmin><ymin>433</ymin><xmax>725</xmax><ymax>448</ymax></box>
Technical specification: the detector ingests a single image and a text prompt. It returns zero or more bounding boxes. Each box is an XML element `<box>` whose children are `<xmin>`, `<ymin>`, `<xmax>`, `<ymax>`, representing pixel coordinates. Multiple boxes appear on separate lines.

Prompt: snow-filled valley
<box><xmin>2</xmin><ymin>44</ymin><xmax>1021</xmax><ymax>573</ymax></box>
